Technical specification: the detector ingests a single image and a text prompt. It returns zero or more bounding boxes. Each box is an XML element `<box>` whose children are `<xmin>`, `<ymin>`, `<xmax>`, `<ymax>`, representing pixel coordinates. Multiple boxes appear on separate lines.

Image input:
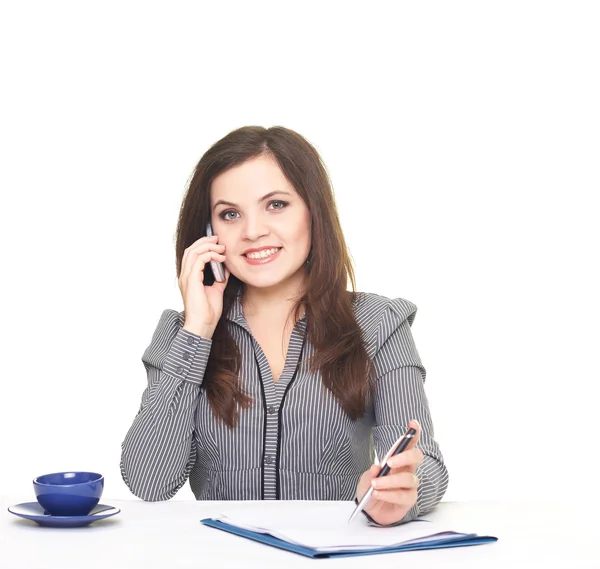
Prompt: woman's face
<box><xmin>210</xmin><ymin>155</ymin><xmax>311</xmax><ymax>293</ymax></box>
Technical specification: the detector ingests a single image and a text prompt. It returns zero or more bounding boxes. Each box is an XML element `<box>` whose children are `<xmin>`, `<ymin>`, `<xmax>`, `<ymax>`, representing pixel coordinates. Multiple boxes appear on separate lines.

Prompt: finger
<box><xmin>182</xmin><ymin>239</ymin><xmax>224</xmax><ymax>272</ymax></box>
<box><xmin>188</xmin><ymin>235</ymin><xmax>220</xmax><ymax>251</ymax></box>
<box><xmin>189</xmin><ymin>252</ymin><xmax>206</xmax><ymax>286</ymax></box>
<box><xmin>187</xmin><ymin>252</ymin><xmax>226</xmax><ymax>284</ymax></box>
<box><xmin>184</xmin><ymin>249</ymin><xmax>226</xmax><ymax>283</ymax></box>
<box><xmin>385</xmin><ymin>448</ymin><xmax>424</xmax><ymax>470</ymax></box>
<box><xmin>181</xmin><ymin>237</ymin><xmax>221</xmax><ymax>280</ymax></box>
<box><xmin>405</xmin><ymin>419</ymin><xmax>421</xmax><ymax>450</ymax></box>
<box><xmin>362</xmin><ymin>464</ymin><xmax>381</xmax><ymax>485</ymax></box>
<box><xmin>210</xmin><ymin>265</ymin><xmax>231</xmax><ymax>291</ymax></box>
<box><xmin>371</xmin><ymin>487</ymin><xmax>418</xmax><ymax>508</ymax></box>
<box><xmin>380</xmin><ymin>420</ymin><xmax>422</xmax><ymax>468</ymax></box>
<box><xmin>372</xmin><ymin>471</ymin><xmax>419</xmax><ymax>492</ymax></box>
<box><xmin>357</xmin><ymin>464</ymin><xmax>383</xmax><ymax>501</ymax></box>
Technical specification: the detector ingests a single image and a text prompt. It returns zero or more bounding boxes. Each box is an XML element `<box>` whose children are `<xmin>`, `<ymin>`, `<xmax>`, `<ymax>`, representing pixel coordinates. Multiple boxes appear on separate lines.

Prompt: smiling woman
<box><xmin>120</xmin><ymin>126</ymin><xmax>449</xmax><ymax>527</ymax></box>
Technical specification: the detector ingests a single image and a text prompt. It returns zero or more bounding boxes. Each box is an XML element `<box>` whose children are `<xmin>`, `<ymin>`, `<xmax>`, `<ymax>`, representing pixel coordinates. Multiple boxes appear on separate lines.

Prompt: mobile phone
<box><xmin>205</xmin><ymin>222</ymin><xmax>226</xmax><ymax>282</ymax></box>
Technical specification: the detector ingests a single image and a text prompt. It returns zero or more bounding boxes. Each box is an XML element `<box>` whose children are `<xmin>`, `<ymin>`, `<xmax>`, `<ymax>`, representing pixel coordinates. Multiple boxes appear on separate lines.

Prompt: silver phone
<box><xmin>206</xmin><ymin>222</ymin><xmax>226</xmax><ymax>282</ymax></box>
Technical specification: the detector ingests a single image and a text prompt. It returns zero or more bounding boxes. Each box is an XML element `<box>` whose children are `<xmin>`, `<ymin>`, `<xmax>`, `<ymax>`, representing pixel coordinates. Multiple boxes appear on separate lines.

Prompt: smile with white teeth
<box><xmin>244</xmin><ymin>247</ymin><xmax>281</xmax><ymax>259</ymax></box>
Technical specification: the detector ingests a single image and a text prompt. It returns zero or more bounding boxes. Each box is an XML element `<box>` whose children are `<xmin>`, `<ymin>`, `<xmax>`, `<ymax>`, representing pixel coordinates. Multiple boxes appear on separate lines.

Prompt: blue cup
<box><xmin>33</xmin><ymin>471</ymin><xmax>104</xmax><ymax>517</ymax></box>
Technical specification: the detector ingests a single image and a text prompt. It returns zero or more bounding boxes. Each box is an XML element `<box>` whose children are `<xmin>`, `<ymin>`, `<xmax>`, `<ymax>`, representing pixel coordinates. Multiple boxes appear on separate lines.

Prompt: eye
<box><xmin>219</xmin><ymin>210</ymin><xmax>239</xmax><ymax>221</ymax></box>
<box><xmin>268</xmin><ymin>200</ymin><xmax>289</xmax><ymax>210</ymax></box>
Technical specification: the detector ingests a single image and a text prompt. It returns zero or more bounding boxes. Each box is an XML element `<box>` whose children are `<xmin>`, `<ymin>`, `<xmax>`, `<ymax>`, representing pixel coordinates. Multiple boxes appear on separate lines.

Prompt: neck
<box><xmin>242</xmin><ymin>272</ymin><xmax>306</xmax><ymax>322</ymax></box>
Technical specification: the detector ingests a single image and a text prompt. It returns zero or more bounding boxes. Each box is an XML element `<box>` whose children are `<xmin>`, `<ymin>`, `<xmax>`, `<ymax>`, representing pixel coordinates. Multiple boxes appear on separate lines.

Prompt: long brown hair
<box><xmin>175</xmin><ymin>126</ymin><xmax>375</xmax><ymax>428</ymax></box>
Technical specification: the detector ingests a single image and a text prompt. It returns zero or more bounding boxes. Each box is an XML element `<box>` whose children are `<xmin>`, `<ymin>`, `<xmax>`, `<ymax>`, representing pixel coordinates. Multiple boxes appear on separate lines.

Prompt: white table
<box><xmin>1</xmin><ymin>496</ymin><xmax>597</xmax><ymax>568</ymax></box>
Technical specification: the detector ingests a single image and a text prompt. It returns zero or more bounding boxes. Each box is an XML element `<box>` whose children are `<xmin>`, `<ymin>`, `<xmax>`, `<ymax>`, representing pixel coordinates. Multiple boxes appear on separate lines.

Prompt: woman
<box><xmin>120</xmin><ymin>126</ymin><xmax>449</xmax><ymax>526</ymax></box>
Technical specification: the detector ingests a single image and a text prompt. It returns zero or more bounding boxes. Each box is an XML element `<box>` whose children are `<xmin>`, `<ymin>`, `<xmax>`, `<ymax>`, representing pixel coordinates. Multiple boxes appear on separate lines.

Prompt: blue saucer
<box><xmin>8</xmin><ymin>502</ymin><xmax>120</xmax><ymax>528</ymax></box>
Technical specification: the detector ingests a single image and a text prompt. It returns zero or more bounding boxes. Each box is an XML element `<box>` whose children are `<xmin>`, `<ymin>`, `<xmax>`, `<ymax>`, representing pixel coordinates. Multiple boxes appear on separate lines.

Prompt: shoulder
<box><xmin>351</xmin><ymin>291</ymin><xmax>418</xmax><ymax>331</ymax></box>
<box><xmin>351</xmin><ymin>291</ymin><xmax>418</xmax><ymax>357</ymax></box>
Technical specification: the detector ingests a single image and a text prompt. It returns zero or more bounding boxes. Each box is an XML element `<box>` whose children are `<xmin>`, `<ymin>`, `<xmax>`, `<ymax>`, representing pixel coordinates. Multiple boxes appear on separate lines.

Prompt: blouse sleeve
<box><xmin>370</xmin><ymin>298</ymin><xmax>449</xmax><ymax>525</ymax></box>
<box><xmin>120</xmin><ymin>309</ymin><xmax>212</xmax><ymax>501</ymax></box>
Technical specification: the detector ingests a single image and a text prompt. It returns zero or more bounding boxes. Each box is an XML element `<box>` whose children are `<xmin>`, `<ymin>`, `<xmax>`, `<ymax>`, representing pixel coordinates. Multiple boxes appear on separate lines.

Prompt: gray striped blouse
<box><xmin>120</xmin><ymin>291</ymin><xmax>449</xmax><ymax>523</ymax></box>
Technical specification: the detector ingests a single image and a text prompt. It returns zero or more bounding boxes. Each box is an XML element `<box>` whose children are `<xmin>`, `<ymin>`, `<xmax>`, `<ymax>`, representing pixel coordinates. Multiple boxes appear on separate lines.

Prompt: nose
<box><xmin>242</xmin><ymin>215</ymin><xmax>269</xmax><ymax>242</ymax></box>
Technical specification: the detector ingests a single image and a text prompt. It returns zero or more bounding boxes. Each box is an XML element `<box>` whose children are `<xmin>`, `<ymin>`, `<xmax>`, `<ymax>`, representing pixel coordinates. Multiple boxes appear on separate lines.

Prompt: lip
<box><xmin>242</xmin><ymin>246</ymin><xmax>281</xmax><ymax>255</ymax></box>
<box><xmin>243</xmin><ymin>247</ymin><xmax>282</xmax><ymax>266</ymax></box>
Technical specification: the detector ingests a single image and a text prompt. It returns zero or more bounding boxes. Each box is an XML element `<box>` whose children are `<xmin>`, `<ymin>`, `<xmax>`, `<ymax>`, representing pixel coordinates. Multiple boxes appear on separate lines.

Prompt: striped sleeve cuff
<box><xmin>162</xmin><ymin>327</ymin><xmax>212</xmax><ymax>385</ymax></box>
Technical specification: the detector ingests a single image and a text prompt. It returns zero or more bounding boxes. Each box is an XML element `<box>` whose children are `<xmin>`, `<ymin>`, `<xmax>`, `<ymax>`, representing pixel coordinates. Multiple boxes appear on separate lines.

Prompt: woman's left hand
<box><xmin>355</xmin><ymin>419</ymin><xmax>424</xmax><ymax>526</ymax></box>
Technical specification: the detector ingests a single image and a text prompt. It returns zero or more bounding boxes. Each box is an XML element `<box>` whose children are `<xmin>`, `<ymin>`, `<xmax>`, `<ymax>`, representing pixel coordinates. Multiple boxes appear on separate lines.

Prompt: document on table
<box><xmin>200</xmin><ymin>502</ymin><xmax>498</xmax><ymax>558</ymax></box>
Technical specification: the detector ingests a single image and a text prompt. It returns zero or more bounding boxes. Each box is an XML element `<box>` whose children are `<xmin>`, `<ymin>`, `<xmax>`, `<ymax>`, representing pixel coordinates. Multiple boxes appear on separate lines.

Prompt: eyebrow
<box><xmin>213</xmin><ymin>191</ymin><xmax>292</xmax><ymax>211</ymax></box>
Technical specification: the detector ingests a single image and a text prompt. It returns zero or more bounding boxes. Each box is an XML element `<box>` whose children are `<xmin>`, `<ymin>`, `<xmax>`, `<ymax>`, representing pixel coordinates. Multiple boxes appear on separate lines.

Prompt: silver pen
<box><xmin>347</xmin><ymin>428</ymin><xmax>417</xmax><ymax>524</ymax></box>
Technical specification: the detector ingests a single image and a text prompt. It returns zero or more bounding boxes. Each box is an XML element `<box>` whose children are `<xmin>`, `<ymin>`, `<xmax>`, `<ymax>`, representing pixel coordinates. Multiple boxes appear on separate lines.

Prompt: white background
<box><xmin>0</xmin><ymin>1</ymin><xmax>598</xmax><ymax>505</ymax></box>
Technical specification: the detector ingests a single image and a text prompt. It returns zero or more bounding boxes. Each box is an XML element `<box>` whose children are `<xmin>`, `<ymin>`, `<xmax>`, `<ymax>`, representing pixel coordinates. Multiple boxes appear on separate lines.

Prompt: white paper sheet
<box><xmin>214</xmin><ymin>502</ymin><xmax>472</xmax><ymax>552</ymax></box>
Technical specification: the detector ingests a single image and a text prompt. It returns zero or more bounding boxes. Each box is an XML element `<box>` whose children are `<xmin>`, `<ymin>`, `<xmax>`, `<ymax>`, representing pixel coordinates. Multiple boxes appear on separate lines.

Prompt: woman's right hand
<box><xmin>178</xmin><ymin>235</ymin><xmax>229</xmax><ymax>339</ymax></box>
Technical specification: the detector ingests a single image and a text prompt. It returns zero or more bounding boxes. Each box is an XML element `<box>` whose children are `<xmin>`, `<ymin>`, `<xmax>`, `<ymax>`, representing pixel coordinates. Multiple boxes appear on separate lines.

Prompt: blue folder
<box><xmin>200</xmin><ymin>517</ymin><xmax>498</xmax><ymax>559</ymax></box>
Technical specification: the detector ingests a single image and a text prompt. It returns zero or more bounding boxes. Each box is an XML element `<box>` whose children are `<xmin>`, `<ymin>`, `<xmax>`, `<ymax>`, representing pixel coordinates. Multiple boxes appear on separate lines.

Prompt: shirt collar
<box><xmin>225</xmin><ymin>287</ymin><xmax>245</xmax><ymax>325</ymax></box>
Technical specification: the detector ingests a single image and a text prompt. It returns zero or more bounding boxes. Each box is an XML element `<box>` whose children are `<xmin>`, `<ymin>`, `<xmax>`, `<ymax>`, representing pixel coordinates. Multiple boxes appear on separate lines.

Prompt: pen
<box><xmin>347</xmin><ymin>427</ymin><xmax>417</xmax><ymax>524</ymax></box>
